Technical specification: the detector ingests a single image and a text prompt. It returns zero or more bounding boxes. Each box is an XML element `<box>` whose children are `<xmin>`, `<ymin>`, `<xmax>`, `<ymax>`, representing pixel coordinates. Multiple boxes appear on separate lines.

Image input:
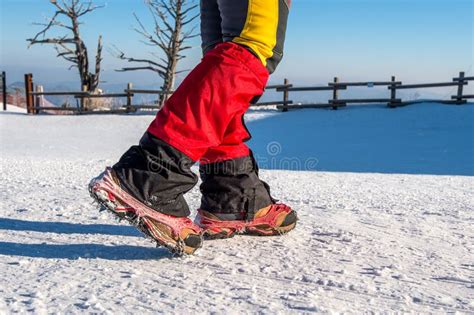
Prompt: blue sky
<box><xmin>0</xmin><ymin>0</ymin><xmax>472</xmax><ymax>88</ymax></box>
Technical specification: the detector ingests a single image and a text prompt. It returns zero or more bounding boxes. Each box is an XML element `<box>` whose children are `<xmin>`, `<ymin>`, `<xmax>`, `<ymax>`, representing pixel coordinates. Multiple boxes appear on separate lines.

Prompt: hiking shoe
<box><xmin>88</xmin><ymin>167</ymin><xmax>203</xmax><ymax>255</ymax></box>
<box><xmin>195</xmin><ymin>204</ymin><xmax>297</xmax><ymax>240</ymax></box>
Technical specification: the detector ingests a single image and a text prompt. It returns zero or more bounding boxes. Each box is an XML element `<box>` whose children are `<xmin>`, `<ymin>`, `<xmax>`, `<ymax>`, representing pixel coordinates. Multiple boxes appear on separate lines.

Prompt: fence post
<box><xmin>332</xmin><ymin>77</ymin><xmax>339</xmax><ymax>110</ymax></box>
<box><xmin>455</xmin><ymin>71</ymin><xmax>465</xmax><ymax>105</ymax></box>
<box><xmin>24</xmin><ymin>73</ymin><xmax>34</xmax><ymax>114</ymax></box>
<box><xmin>35</xmin><ymin>85</ymin><xmax>44</xmax><ymax>114</ymax></box>
<box><xmin>80</xmin><ymin>85</ymin><xmax>87</xmax><ymax>112</ymax></box>
<box><xmin>389</xmin><ymin>75</ymin><xmax>397</xmax><ymax>108</ymax></box>
<box><xmin>126</xmin><ymin>82</ymin><xmax>133</xmax><ymax>113</ymax></box>
<box><xmin>282</xmin><ymin>78</ymin><xmax>289</xmax><ymax>112</ymax></box>
<box><xmin>2</xmin><ymin>71</ymin><xmax>6</xmax><ymax>111</ymax></box>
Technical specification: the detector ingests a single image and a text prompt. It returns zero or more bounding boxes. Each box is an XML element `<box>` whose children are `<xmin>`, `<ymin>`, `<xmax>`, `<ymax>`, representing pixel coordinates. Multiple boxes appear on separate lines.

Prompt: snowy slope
<box><xmin>248</xmin><ymin>103</ymin><xmax>474</xmax><ymax>175</ymax></box>
<box><xmin>1</xmin><ymin>103</ymin><xmax>472</xmax><ymax>175</ymax></box>
<box><xmin>0</xmin><ymin>104</ymin><xmax>473</xmax><ymax>313</ymax></box>
<box><xmin>0</xmin><ymin>104</ymin><xmax>27</xmax><ymax>114</ymax></box>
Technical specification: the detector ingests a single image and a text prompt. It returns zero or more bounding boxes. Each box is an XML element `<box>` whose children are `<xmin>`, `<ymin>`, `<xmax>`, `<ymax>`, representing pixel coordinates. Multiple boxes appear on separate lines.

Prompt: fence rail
<box><xmin>124</xmin><ymin>89</ymin><xmax>173</xmax><ymax>95</ymax></box>
<box><xmin>29</xmin><ymin>91</ymin><xmax>88</xmax><ymax>96</ymax></box>
<box><xmin>329</xmin><ymin>81</ymin><xmax>401</xmax><ymax>87</ymax></box>
<box><xmin>331</xmin><ymin>98</ymin><xmax>401</xmax><ymax>104</ymax></box>
<box><xmin>14</xmin><ymin>71</ymin><xmax>474</xmax><ymax>115</ymax></box>
<box><xmin>389</xmin><ymin>81</ymin><xmax>467</xmax><ymax>89</ymax></box>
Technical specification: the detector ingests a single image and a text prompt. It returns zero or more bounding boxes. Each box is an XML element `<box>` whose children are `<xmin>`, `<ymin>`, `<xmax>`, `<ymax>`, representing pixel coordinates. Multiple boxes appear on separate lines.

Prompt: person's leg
<box><xmin>200</xmin><ymin>0</ymin><xmax>223</xmax><ymax>55</ymax></box>
<box><xmin>110</xmin><ymin>0</ymin><xmax>227</xmax><ymax>220</ymax></box>
<box><xmin>90</xmin><ymin>0</ymin><xmax>273</xmax><ymax>254</ymax></box>
<box><xmin>89</xmin><ymin>132</ymin><xmax>203</xmax><ymax>255</ymax></box>
<box><xmin>198</xmin><ymin>110</ymin><xmax>274</xmax><ymax>222</ymax></box>
<box><xmin>195</xmin><ymin>0</ymin><xmax>297</xmax><ymax>239</ymax></box>
<box><xmin>120</xmin><ymin>0</ymin><xmax>290</xmax><ymax>216</ymax></box>
<box><xmin>221</xmin><ymin>0</ymin><xmax>290</xmax><ymax>74</ymax></box>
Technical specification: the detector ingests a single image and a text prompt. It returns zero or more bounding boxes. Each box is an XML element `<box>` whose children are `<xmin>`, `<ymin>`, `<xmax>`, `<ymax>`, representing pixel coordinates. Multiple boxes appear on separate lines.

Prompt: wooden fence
<box><xmin>18</xmin><ymin>71</ymin><xmax>474</xmax><ymax>114</ymax></box>
<box><xmin>1</xmin><ymin>71</ymin><xmax>6</xmax><ymax>111</ymax></box>
<box><xmin>265</xmin><ymin>71</ymin><xmax>471</xmax><ymax>111</ymax></box>
<box><xmin>24</xmin><ymin>74</ymin><xmax>175</xmax><ymax>114</ymax></box>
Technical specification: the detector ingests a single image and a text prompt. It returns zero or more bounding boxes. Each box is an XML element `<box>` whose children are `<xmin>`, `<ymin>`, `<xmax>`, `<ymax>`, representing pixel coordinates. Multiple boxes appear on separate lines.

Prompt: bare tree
<box><xmin>27</xmin><ymin>0</ymin><xmax>104</xmax><ymax>93</ymax></box>
<box><xmin>114</xmin><ymin>0</ymin><xmax>199</xmax><ymax>107</ymax></box>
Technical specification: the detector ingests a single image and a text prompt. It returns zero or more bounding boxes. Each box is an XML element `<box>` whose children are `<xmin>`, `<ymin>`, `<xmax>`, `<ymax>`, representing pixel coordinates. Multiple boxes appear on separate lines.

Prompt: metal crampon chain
<box><xmin>89</xmin><ymin>185</ymin><xmax>186</xmax><ymax>256</ymax></box>
<box><xmin>137</xmin><ymin>216</ymin><xmax>186</xmax><ymax>256</ymax></box>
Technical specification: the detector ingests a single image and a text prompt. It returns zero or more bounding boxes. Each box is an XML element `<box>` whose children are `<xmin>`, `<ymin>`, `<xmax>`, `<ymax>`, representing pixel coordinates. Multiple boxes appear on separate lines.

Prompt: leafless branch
<box><xmin>112</xmin><ymin>0</ymin><xmax>199</xmax><ymax>107</ymax></box>
<box><xmin>27</xmin><ymin>0</ymin><xmax>104</xmax><ymax>94</ymax></box>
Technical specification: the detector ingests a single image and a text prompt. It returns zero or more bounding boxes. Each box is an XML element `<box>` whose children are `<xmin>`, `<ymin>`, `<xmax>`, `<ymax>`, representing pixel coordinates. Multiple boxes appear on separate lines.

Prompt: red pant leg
<box><xmin>198</xmin><ymin>107</ymin><xmax>274</xmax><ymax>220</ymax></box>
<box><xmin>147</xmin><ymin>42</ymin><xmax>269</xmax><ymax>162</ymax></box>
<box><xmin>199</xmin><ymin>109</ymin><xmax>251</xmax><ymax>164</ymax></box>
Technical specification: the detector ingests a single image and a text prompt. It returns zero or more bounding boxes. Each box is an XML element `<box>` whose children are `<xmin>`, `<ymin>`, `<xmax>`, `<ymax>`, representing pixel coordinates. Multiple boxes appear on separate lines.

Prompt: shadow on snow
<box><xmin>0</xmin><ymin>217</ymin><xmax>142</xmax><ymax>237</ymax></box>
<box><xmin>0</xmin><ymin>241</ymin><xmax>170</xmax><ymax>260</ymax></box>
<box><xmin>0</xmin><ymin>218</ymin><xmax>171</xmax><ymax>260</ymax></box>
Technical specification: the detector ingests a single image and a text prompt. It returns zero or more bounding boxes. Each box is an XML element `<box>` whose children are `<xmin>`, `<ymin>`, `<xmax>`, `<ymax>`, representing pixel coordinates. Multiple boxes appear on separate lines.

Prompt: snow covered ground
<box><xmin>0</xmin><ymin>103</ymin><xmax>473</xmax><ymax>313</ymax></box>
<box><xmin>0</xmin><ymin>104</ymin><xmax>27</xmax><ymax>114</ymax></box>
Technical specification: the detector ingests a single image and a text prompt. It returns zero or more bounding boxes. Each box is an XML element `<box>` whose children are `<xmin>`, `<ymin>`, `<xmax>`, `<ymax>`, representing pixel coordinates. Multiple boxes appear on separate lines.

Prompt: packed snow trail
<box><xmin>0</xmin><ymin>104</ymin><xmax>473</xmax><ymax>313</ymax></box>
